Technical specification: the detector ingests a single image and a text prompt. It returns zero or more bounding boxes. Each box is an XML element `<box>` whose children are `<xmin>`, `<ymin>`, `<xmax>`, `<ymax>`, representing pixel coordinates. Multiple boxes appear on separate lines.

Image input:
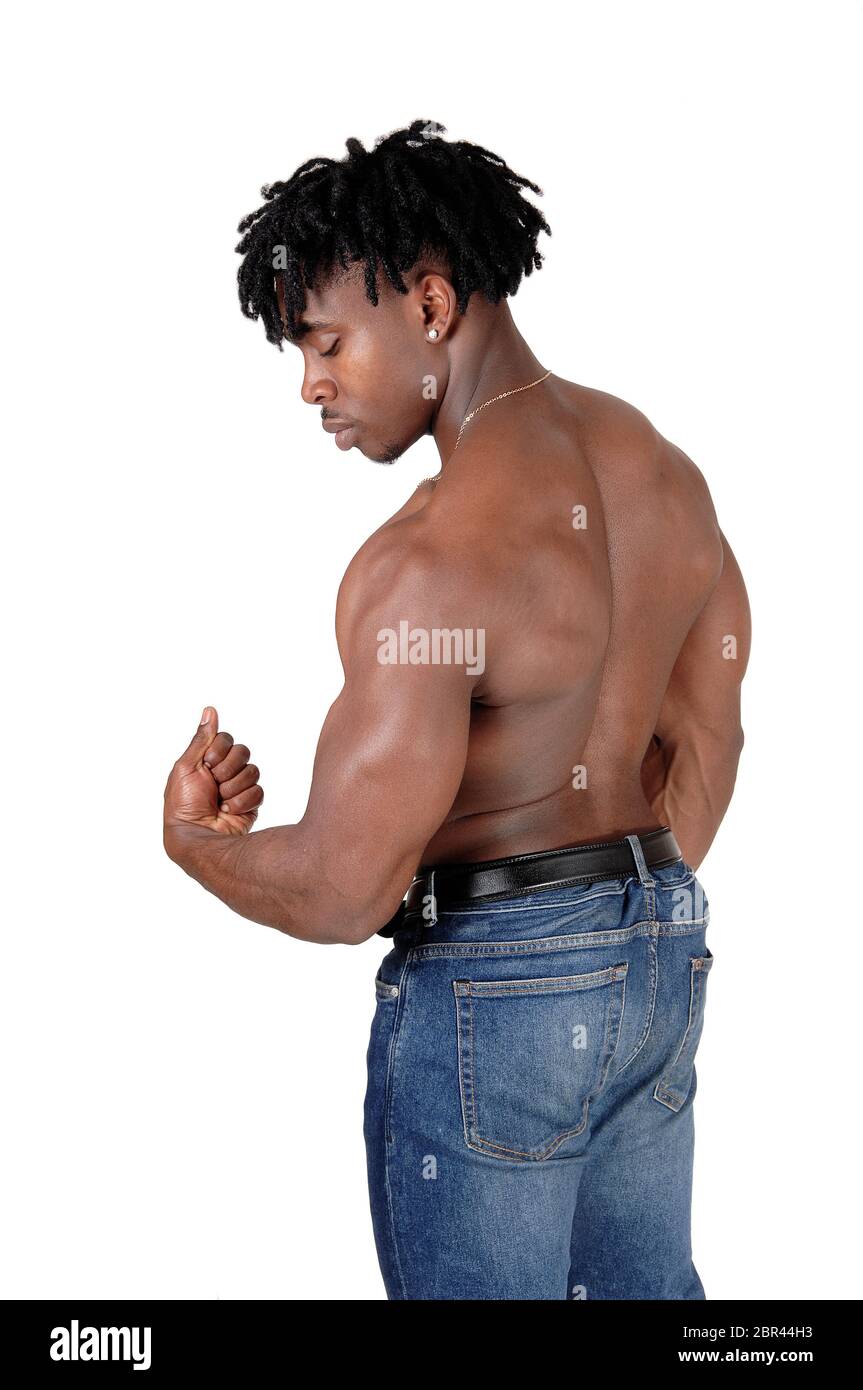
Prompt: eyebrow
<box><xmin>286</xmin><ymin>317</ymin><xmax>338</xmax><ymax>344</ymax></box>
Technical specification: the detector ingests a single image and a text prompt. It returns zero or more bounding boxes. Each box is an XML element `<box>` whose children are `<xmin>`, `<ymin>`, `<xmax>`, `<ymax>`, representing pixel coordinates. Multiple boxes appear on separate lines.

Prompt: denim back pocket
<box><xmin>653</xmin><ymin>951</ymin><xmax>714</xmax><ymax>1112</ymax></box>
<box><xmin>453</xmin><ymin>963</ymin><xmax>628</xmax><ymax>1162</ymax></box>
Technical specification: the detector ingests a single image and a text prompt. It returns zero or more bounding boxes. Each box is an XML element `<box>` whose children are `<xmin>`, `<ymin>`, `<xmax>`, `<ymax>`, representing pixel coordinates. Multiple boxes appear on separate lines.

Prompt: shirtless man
<box><xmin>163</xmin><ymin>120</ymin><xmax>750</xmax><ymax>1300</ymax></box>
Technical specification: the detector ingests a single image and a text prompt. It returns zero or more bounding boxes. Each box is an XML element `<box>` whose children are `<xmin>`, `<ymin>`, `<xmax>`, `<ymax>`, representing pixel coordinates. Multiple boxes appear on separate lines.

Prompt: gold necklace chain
<box><xmin>453</xmin><ymin>368</ymin><xmax>552</xmax><ymax>454</ymax></box>
<box><xmin>419</xmin><ymin>369</ymin><xmax>552</xmax><ymax>489</ymax></box>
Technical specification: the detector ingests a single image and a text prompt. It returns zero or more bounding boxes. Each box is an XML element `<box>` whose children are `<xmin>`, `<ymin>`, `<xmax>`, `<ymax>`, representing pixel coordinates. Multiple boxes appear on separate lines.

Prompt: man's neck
<box><xmin>430</xmin><ymin>301</ymin><xmax>547</xmax><ymax>470</ymax></box>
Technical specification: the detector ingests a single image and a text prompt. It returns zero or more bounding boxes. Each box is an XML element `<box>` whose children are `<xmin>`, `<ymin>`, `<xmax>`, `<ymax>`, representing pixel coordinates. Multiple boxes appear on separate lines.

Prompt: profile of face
<box><xmin>277</xmin><ymin>262</ymin><xmax>452</xmax><ymax>464</ymax></box>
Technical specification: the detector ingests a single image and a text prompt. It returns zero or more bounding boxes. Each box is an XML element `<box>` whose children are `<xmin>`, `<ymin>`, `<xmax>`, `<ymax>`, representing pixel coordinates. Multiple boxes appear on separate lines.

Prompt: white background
<box><xmin>2</xmin><ymin>0</ymin><xmax>861</xmax><ymax>1300</ymax></box>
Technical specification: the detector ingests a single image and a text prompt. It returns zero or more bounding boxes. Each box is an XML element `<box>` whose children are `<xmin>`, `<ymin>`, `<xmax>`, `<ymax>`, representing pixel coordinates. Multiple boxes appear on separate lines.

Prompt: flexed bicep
<box><xmin>298</xmin><ymin>543</ymin><xmax>481</xmax><ymax>936</ymax></box>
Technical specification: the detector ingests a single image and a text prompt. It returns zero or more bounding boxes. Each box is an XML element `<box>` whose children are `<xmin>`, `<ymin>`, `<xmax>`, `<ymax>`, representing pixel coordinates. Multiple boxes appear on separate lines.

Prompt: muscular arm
<box><xmin>165</xmin><ymin>536</ymin><xmax>479</xmax><ymax>944</ymax></box>
<box><xmin>643</xmin><ymin>529</ymin><xmax>751</xmax><ymax>868</ymax></box>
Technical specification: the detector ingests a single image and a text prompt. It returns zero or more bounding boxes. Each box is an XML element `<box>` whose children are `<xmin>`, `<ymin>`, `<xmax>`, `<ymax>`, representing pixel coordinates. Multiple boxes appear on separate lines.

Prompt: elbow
<box><xmin>307</xmin><ymin>917</ymin><xmax>387</xmax><ymax>948</ymax></box>
<box><xmin>331</xmin><ymin>899</ymin><xmax>398</xmax><ymax>946</ymax></box>
<box><xmin>305</xmin><ymin>847</ymin><xmax>413</xmax><ymax>945</ymax></box>
<box><xmin>295</xmin><ymin>889</ymin><xmax>399</xmax><ymax>947</ymax></box>
<box><xmin>281</xmin><ymin>908</ymin><xmax>371</xmax><ymax>946</ymax></box>
<box><xmin>313</xmin><ymin>910</ymin><xmax>376</xmax><ymax>946</ymax></box>
<box><xmin>319</xmin><ymin>926</ymin><xmax>372</xmax><ymax>947</ymax></box>
<box><xmin>291</xmin><ymin>847</ymin><xmax>411</xmax><ymax>945</ymax></box>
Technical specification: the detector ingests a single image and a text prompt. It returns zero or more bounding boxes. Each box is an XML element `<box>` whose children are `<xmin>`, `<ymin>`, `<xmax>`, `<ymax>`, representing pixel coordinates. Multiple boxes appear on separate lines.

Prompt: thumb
<box><xmin>178</xmin><ymin>705</ymin><xmax>219</xmax><ymax>766</ymax></box>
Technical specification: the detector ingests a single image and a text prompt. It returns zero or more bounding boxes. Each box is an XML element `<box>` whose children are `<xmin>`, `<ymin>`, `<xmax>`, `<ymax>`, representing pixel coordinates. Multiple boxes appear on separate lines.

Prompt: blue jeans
<box><xmin>363</xmin><ymin>836</ymin><xmax>713</xmax><ymax>1300</ymax></box>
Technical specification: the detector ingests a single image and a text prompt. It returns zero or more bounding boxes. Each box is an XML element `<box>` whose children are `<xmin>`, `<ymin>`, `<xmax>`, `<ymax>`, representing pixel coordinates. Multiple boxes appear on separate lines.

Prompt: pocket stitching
<box><xmin>454</xmin><ymin>966</ymin><xmax>628</xmax><ymax>1162</ymax></box>
<box><xmin>374</xmin><ymin>974</ymin><xmax>400</xmax><ymax>1000</ymax></box>
<box><xmin>653</xmin><ymin>954</ymin><xmax>712</xmax><ymax>1111</ymax></box>
<box><xmin>454</xmin><ymin>964</ymin><xmax>627</xmax><ymax>999</ymax></box>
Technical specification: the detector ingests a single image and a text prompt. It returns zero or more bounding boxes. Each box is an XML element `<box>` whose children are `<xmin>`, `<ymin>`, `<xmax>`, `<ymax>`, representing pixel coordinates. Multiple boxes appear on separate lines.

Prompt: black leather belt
<box><xmin>377</xmin><ymin>827</ymin><xmax>682</xmax><ymax>936</ymax></box>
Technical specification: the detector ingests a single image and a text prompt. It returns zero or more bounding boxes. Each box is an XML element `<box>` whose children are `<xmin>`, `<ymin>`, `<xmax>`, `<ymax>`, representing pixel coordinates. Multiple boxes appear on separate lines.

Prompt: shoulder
<box><xmin>335</xmin><ymin>506</ymin><xmax>496</xmax><ymax>663</ymax></box>
<box><xmin>567</xmin><ymin>382</ymin><xmax>665</xmax><ymax>457</ymax></box>
<box><xmin>573</xmin><ymin>381</ymin><xmax>718</xmax><ymax>508</ymax></box>
<box><xmin>565</xmin><ymin>380</ymin><xmax>723</xmax><ymax>584</ymax></box>
<box><xmin>568</xmin><ymin>381</ymin><xmax>689</xmax><ymax>476</ymax></box>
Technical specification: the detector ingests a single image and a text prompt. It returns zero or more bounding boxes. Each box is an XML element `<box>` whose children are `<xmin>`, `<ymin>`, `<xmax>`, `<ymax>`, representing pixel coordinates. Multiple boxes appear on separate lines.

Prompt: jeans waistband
<box><xmin>377</xmin><ymin>827</ymin><xmax>682</xmax><ymax>936</ymax></box>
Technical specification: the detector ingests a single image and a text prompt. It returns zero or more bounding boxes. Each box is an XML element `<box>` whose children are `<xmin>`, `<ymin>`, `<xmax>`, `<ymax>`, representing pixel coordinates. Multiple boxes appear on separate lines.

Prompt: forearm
<box><xmin>654</xmin><ymin>731</ymin><xmax>744</xmax><ymax>869</ymax></box>
<box><xmin>163</xmin><ymin>822</ymin><xmax>358</xmax><ymax>945</ymax></box>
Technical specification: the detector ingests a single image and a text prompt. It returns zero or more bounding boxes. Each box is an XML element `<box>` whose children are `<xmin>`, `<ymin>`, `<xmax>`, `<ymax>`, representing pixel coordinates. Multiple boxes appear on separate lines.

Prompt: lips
<box><xmin>333</xmin><ymin>424</ymin><xmax>357</xmax><ymax>451</ymax></box>
<box><xmin>322</xmin><ymin>417</ymin><xmax>358</xmax><ymax>450</ymax></box>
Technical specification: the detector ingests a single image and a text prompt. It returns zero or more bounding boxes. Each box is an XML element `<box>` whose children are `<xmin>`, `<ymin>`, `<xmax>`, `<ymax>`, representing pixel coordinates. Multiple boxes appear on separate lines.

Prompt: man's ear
<box><xmin>415</xmin><ymin>271</ymin><xmax>456</xmax><ymax>340</ymax></box>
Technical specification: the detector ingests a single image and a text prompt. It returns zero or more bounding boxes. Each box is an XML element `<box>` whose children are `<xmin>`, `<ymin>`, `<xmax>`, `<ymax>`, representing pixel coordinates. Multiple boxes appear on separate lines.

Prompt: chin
<box><xmin>369</xmin><ymin>441</ymin><xmax>406</xmax><ymax>465</ymax></box>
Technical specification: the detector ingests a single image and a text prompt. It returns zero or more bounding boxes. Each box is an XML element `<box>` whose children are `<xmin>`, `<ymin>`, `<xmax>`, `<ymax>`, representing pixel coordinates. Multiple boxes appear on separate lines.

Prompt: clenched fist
<box><xmin>163</xmin><ymin>706</ymin><xmax>264</xmax><ymax>839</ymax></box>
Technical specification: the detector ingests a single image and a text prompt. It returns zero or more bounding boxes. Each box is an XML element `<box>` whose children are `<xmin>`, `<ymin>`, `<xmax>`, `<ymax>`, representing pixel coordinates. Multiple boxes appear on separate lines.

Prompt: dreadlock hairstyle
<box><xmin>235</xmin><ymin>119</ymin><xmax>551</xmax><ymax>349</ymax></box>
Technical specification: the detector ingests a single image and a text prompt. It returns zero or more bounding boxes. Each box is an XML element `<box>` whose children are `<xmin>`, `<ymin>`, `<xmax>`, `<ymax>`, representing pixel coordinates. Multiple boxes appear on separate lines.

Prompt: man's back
<box><xmin>341</xmin><ymin>375</ymin><xmax>747</xmax><ymax>868</ymax></box>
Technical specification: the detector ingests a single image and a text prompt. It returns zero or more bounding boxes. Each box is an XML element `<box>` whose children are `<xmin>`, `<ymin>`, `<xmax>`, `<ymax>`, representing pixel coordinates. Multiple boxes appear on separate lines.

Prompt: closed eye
<box><xmin>320</xmin><ymin>340</ymin><xmax>340</xmax><ymax>358</ymax></box>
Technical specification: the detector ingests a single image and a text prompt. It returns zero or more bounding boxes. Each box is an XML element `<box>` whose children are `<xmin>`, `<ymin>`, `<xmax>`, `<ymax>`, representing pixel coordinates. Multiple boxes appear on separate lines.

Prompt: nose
<box><xmin>301</xmin><ymin>367</ymin><xmax>337</xmax><ymax>409</ymax></box>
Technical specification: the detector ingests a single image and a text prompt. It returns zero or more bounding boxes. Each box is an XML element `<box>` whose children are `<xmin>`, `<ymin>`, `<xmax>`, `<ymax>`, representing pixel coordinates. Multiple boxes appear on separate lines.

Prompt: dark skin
<box><xmin>163</xmin><ymin>260</ymin><xmax>750</xmax><ymax>944</ymax></box>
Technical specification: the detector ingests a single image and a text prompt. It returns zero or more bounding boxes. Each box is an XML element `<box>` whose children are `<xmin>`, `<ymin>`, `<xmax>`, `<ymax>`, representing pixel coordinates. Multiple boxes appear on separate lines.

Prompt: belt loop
<box><xmin>422</xmin><ymin>869</ymin><xmax>438</xmax><ymax>927</ymax></box>
<box><xmin>626</xmin><ymin>834</ymin><xmax>655</xmax><ymax>888</ymax></box>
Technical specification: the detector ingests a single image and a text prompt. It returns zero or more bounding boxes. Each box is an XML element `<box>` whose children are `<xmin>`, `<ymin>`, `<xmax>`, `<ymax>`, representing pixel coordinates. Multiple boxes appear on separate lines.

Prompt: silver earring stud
<box><xmin>427</xmin><ymin>328</ymin><xmax>439</xmax><ymax>340</ymax></box>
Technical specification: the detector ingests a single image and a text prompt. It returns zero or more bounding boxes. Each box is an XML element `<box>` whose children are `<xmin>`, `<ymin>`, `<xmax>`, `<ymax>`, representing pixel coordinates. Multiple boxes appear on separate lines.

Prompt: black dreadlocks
<box><xmin>235</xmin><ymin>119</ymin><xmax>551</xmax><ymax>349</ymax></box>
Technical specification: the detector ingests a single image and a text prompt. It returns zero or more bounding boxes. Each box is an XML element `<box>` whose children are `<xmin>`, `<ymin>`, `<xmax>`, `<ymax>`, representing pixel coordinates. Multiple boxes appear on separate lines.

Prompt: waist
<box><xmin>378</xmin><ymin>826</ymin><xmax>682</xmax><ymax>936</ymax></box>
